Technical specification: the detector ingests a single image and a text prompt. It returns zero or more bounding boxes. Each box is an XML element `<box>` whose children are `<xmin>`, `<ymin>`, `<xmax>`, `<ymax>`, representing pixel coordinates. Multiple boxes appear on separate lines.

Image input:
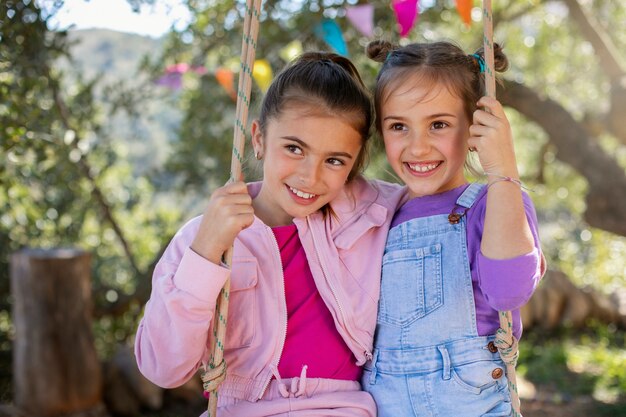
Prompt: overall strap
<box><xmin>447</xmin><ymin>183</ymin><xmax>485</xmax><ymax>225</ymax></box>
<box><xmin>455</xmin><ymin>183</ymin><xmax>485</xmax><ymax>209</ymax></box>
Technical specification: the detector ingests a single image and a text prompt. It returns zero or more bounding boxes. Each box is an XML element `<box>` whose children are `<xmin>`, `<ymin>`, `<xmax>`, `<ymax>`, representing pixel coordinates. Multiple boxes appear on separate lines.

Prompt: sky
<box><xmin>39</xmin><ymin>0</ymin><xmax>192</xmax><ymax>38</ymax></box>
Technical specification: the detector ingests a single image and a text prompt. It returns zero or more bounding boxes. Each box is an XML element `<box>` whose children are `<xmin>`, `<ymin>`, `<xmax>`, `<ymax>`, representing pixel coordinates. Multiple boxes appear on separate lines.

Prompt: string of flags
<box><xmin>156</xmin><ymin>1</ymin><xmax>477</xmax><ymax>94</ymax></box>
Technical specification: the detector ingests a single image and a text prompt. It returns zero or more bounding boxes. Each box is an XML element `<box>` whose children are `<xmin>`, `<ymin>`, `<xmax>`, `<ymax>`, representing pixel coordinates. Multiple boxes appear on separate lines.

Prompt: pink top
<box><xmin>273</xmin><ymin>224</ymin><xmax>361</xmax><ymax>381</ymax></box>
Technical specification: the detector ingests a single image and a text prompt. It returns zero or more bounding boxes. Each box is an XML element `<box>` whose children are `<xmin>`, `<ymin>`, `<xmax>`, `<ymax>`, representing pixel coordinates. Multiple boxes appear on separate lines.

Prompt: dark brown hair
<box><xmin>366</xmin><ymin>40</ymin><xmax>509</xmax><ymax>132</ymax></box>
<box><xmin>257</xmin><ymin>51</ymin><xmax>373</xmax><ymax>182</ymax></box>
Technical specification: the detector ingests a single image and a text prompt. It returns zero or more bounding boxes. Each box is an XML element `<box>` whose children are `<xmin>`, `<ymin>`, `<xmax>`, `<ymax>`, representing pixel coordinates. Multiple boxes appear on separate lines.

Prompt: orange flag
<box><xmin>215</xmin><ymin>67</ymin><xmax>236</xmax><ymax>101</ymax></box>
<box><xmin>455</xmin><ymin>0</ymin><xmax>472</xmax><ymax>26</ymax></box>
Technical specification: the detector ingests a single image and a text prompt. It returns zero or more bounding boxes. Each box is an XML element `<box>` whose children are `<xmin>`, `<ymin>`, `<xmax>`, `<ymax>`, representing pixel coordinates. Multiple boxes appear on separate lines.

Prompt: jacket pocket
<box><xmin>224</xmin><ymin>257</ymin><xmax>258</xmax><ymax>349</ymax></box>
<box><xmin>378</xmin><ymin>244</ymin><xmax>443</xmax><ymax>326</ymax></box>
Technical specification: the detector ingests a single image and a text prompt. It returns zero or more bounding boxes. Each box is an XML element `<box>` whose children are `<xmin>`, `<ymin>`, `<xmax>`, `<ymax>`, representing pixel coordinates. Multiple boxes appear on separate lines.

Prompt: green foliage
<box><xmin>519</xmin><ymin>323</ymin><xmax>626</xmax><ymax>410</ymax></box>
<box><xmin>1</xmin><ymin>0</ymin><xmax>626</xmax><ymax>408</ymax></box>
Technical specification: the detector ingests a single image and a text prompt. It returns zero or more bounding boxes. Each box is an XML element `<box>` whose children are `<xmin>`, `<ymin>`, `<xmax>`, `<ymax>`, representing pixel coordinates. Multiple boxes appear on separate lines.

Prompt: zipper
<box><xmin>258</xmin><ymin>226</ymin><xmax>288</xmax><ymax>399</ymax></box>
<box><xmin>306</xmin><ymin>216</ymin><xmax>373</xmax><ymax>363</ymax></box>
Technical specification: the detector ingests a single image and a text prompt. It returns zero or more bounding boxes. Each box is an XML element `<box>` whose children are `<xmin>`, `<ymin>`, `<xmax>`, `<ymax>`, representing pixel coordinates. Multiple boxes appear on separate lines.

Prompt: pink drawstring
<box><xmin>270</xmin><ymin>365</ymin><xmax>291</xmax><ymax>398</ymax></box>
<box><xmin>270</xmin><ymin>365</ymin><xmax>308</xmax><ymax>398</ymax></box>
<box><xmin>293</xmin><ymin>365</ymin><xmax>308</xmax><ymax>397</ymax></box>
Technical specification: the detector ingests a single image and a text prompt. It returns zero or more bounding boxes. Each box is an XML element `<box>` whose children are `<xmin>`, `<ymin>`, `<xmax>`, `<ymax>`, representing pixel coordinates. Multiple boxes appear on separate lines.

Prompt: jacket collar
<box><xmin>246</xmin><ymin>176</ymin><xmax>387</xmax><ymax>232</ymax></box>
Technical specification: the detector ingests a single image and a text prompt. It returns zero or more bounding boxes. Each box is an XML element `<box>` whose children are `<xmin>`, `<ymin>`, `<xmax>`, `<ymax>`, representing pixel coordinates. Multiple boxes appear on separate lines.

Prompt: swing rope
<box><xmin>201</xmin><ymin>0</ymin><xmax>263</xmax><ymax>415</ymax></box>
<box><xmin>483</xmin><ymin>1</ymin><xmax>523</xmax><ymax>415</ymax></box>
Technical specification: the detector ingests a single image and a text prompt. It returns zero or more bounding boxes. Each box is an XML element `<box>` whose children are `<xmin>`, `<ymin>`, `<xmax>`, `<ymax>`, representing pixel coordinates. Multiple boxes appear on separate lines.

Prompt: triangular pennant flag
<box><xmin>155</xmin><ymin>72</ymin><xmax>183</xmax><ymax>90</ymax></box>
<box><xmin>455</xmin><ymin>0</ymin><xmax>472</xmax><ymax>26</ymax></box>
<box><xmin>346</xmin><ymin>4</ymin><xmax>375</xmax><ymax>38</ymax></box>
<box><xmin>315</xmin><ymin>19</ymin><xmax>348</xmax><ymax>56</ymax></box>
<box><xmin>279</xmin><ymin>40</ymin><xmax>303</xmax><ymax>62</ymax></box>
<box><xmin>392</xmin><ymin>0</ymin><xmax>419</xmax><ymax>37</ymax></box>
<box><xmin>165</xmin><ymin>63</ymin><xmax>190</xmax><ymax>74</ymax></box>
<box><xmin>215</xmin><ymin>67</ymin><xmax>236</xmax><ymax>100</ymax></box>
<box><xmin>252</xmin><ymin>59</ymin><xmax>273</xmax><ymax>93</ymax></box>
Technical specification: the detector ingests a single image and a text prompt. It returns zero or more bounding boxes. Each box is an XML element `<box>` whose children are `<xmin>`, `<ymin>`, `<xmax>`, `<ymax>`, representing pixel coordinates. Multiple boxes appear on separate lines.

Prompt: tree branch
<box><xmin>92</xmin><ymin>239</ymin><xmax>170</xmax><ymax>318</ymax></box>
<box><xmin>562</xmin><ymin>0</ymin><xmax>624</xmax><ymax>81</ymax></box>
<box><xmin>499</xmin><ymin>79</ymin><xmax>626</xmax><ymax>237</ymax></box>
<box><xmin>48</xmin><ymin>68</ymin><xmax>142</xmax><ymax>278</ymax></box>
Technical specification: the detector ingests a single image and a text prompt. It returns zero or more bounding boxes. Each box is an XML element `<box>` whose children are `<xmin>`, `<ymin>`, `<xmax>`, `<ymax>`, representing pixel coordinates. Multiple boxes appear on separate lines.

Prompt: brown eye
<box><xmin>327</xmin><ymin>158</ymin><xmax>345</xmax><ymax>166</ymax></box>
<box><xmin>286</xmin><ymin>144</ymin><xmax>303</xmax><ymax>155</ymax></box>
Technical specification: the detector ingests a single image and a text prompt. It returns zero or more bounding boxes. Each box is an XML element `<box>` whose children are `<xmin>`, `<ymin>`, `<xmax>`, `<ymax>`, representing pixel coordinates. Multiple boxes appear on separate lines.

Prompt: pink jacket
<box><xmin>135</xmin><ymin>177</ymin><xmax>406</xmax><ymax>402</ymax></box>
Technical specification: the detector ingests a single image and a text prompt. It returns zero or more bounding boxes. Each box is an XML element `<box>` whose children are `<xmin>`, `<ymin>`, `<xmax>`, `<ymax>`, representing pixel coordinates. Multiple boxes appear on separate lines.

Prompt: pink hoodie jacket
<box><xmin>135</xmin><ymin>177</ymin><xmax>406</xmax><ymax>403</ymax></box>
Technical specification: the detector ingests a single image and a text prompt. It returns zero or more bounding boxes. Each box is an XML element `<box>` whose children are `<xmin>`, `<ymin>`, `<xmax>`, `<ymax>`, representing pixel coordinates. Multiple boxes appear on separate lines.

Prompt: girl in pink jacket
<box><xmin>135</xmin><ymin>52</ymin><xmax>406</xmax><ymax>416</ymax></box>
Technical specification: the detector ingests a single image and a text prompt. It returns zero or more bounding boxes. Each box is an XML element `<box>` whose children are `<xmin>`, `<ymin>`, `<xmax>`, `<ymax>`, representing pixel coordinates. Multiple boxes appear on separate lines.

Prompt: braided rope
<box><xmin>204</xmin><ymin>0</ymin><xmax>263</xmax><ymax>415</ymax></box>
<box><xmin>496</xmin><ymin>311</ymin><xmax>522</xmax><ymax>416</ymax></box>
<box><xmin>482</xmin><ymin>0</ymin><xmax>496</xmax><ymax>99</ymax></box>
<box><xmin>483</xmin><ymin>2</ymin><xmax>522</xmax><ymax>415</ymax></box>
<box><xmin>201</xmin><ymin>359</ymin><xmax>227</xmax><ymax>393</ymax></box>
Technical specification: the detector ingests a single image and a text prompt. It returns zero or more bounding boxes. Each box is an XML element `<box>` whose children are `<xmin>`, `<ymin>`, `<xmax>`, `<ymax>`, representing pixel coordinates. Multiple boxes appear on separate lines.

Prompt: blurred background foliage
<box><xmin>1</xmin><ymin>0</ymin><xmax>625</xmax><ymax>413</ymax></box>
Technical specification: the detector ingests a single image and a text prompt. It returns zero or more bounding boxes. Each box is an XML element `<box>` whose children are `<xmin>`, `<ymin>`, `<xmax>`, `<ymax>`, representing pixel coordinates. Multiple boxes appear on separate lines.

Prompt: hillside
<box><xmin>58</xmin><ymin>29</ymin><xmax>180</xmax><ymax>174</ymax></box>
<box><xmin>65</xmin><ymin>28</ymin><xmax>163</xmax><ymax>83</ymax></box>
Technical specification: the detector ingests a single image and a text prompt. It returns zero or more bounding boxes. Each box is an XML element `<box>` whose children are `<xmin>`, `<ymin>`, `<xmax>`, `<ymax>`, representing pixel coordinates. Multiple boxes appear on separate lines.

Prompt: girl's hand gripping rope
<box><xmin>191</xmin><ymin>181</ymin><xmax>255</xmax><ymax>264</ymax></box>
<box><xmin>468</xmin><ymin>96</ymin><xmax>520</xmax><ymax>182</ymax></box>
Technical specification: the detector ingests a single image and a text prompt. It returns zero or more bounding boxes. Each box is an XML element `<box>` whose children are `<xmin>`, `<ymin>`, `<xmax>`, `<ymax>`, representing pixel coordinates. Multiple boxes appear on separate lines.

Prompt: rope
<box><xmin>497</xmin><ymin>311</ymin><xmax>522</xmax><ymax>417</ymax></box>
<box><xmin>204</xmin><ymin>0</ymin><xmax>263</xmax><ymax>415</ymax></box>
<box><xmin>482</xmin><ymin>0</ymin><xmax>496</xmax><ymax>99</ymax></box>
<box><xmin>482</xmin><ymin>2</ymin><xmax>522</xmax><ymax>415</ymax></box>
<box><xmin>201</xmin><ymin>359</ymin><xmax>227</xmax><ymax>393</ymax></box>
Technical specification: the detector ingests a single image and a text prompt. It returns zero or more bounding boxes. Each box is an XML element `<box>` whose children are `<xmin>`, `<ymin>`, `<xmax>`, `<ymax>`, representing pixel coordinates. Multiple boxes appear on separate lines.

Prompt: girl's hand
<box><xmin>468</xmin><ymin>96</ymin><xmax>519</xmax><ymax>180</ymax></box>
<box><xmin>191</xmin><ymin>181</ymin><xmax>255</xmax><ymax>264</ymax></box>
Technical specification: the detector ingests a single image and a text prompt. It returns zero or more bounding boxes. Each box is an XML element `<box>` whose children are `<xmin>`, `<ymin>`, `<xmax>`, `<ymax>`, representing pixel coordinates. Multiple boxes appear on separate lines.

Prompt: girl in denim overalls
<box><xmin>362</xmin><ymin>40</ymin><xmax>545</xmax><ymax>416</ymax></box>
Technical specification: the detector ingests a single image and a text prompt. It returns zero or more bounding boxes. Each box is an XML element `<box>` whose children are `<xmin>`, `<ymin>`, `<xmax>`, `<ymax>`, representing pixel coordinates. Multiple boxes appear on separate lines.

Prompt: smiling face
<box><xmin>251</xmin><ymin>106</ymin><xmax>363</xmax><ymax>227</ymax></box>
<box><xmin>381</xmin><ymin>75</ymin><xmax>469</xmax><ymax>199</ymax></box>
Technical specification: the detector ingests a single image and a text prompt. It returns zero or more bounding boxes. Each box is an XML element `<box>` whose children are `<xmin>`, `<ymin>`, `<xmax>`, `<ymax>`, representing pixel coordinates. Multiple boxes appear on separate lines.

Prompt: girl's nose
<box><xmin>408</xmin><ymin>133</ymin><xmax>431</xmax><ymax>156</ymax></box>
<box><xmin>297</xmin><ymin>160</ymin><xmax>321</xmax><ymax>187</ymax></box>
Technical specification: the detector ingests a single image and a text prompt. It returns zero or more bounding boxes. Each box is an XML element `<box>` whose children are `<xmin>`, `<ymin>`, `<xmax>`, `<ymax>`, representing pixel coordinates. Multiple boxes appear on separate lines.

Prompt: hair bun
<box><xmin>366</xmin><ymin>40</ymin><xmax>395</xmax><ymax>63</ymax></box>
<box><xmin>493</xmin><ymin>43</ymin><xmax>509</xmax><ymax>72</ymax></box>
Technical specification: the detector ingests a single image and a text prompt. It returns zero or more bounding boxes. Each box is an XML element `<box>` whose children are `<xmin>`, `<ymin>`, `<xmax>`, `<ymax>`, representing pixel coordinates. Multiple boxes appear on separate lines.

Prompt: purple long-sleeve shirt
<box><xmin>390</xmin><ymin>183</ymin><xmax>544</xmax><ymax>339</ymax></box>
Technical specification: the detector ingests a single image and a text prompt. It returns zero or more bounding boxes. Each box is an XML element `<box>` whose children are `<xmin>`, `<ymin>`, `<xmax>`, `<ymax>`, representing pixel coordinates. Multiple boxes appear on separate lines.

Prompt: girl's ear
<box><xmin>250</xmin><ymin>120</ymin><xmax>264</xmax><ymax>158</ymax></box>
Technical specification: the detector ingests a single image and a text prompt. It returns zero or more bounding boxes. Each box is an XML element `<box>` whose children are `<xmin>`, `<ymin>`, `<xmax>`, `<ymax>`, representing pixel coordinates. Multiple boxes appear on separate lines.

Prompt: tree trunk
<box><xmin>10</xmin><ymin>249</ymin><xmax>103</xmax><ymax>417</ymax></box>
<box><xmin>498</xmin><ymin>80</ymin><xmax>626</xmax><ymax>237</ymax></box>
<box><xmin>521</xmin><ymin>269</ymin><xmax>626</xmax><ymax>331</ymax></box>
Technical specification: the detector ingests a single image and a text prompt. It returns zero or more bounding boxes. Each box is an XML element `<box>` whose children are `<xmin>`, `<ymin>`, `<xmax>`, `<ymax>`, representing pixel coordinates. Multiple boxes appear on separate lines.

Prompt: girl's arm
<box><xmin>473</xmin><ymin>192</ymin><xmax>543</xmax><ymax>310</ymax></box>
<box><xmin>469</xmin><ymin>97</ymin><xmax>544</xmax><ymax>310</ymax></box>
<box><xmin>468</xmin><ymin>96</ymin><xmax>535</xmax><ymax>259</ymax></box>
<box><xmin>134</xmin><ymin>225</ymin><xmax>230</xmax><ymax>388</ymax></box>
<box><xmin>135</xmin><ymin>181</ymin><xmax>254</xmax><ymax>387</ymax></box>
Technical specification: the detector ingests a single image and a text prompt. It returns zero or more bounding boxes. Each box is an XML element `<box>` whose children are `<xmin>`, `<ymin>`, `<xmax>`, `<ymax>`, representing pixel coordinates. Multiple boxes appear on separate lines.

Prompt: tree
<box><xmin>2</xmin><ymin>0</ymin><xmax>625</xmax><ymax>399</ymax></box>
<box><xmin>154</xmin><ymin>0</ymin><xmax>625</xmax><ymax>291</ymax></box>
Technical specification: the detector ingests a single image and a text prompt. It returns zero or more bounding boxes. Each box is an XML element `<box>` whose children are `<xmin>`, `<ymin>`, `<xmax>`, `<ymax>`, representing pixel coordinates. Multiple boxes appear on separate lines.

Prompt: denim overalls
<box><xmin>363</xmin><ymin>184</ymin><xmax>512</xmax><ymax>417</ymax></box>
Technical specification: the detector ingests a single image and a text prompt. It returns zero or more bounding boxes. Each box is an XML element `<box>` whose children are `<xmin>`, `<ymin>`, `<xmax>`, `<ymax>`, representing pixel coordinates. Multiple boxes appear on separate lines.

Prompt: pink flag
<box><xmin>393</xmin><ymin>0</ymin><xmax>419</xmax><ymax>37</ymax></box>
<box><xmin>346</xmin><ymin>4</ymin><xmax>374</xmax><ymax>38</ymax></box>
<box><xmin>455</xmin><ymin>0</ymin><xmax>472</xmax><ymax>26</ymax></box>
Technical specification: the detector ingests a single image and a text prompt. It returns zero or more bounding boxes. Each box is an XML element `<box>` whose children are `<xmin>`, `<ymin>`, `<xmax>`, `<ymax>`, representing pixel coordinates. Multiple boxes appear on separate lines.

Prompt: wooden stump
<box><xmin>10</xmin><ymin>248</ymin><xmax>103</xmax><ymax>417</ymax></box>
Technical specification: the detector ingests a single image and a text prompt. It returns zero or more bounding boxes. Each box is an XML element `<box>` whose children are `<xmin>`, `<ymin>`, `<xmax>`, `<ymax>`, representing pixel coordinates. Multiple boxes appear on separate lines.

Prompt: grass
<box><xmin>518</xmin><ymin>322</ymin><xmax>626</xmax><ymax>416</ymax></box>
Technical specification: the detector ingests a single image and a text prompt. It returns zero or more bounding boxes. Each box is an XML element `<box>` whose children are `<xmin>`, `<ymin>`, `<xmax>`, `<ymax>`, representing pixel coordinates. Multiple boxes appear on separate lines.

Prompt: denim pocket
<box><xmin>378</xmin><ymin>244</ymin><xmax>443</xmax><ymax>326</ymax></box>
<box><xmin>450</xmin><ymin>360</ymin><xmax>505</xmax><ymax>395</ymax></box>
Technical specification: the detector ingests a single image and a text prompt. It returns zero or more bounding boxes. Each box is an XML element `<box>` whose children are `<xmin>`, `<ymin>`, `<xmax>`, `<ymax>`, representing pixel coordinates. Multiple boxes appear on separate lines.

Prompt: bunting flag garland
<box><xmin>155</xmin><ymin>72</ymin><xmax>183</xmax><ymax>90</ymax></box>
<box><xmin>279</xmin><ymin>40</ymin><xmax>303</xmax><ymax>62</ymax></box>
<box><xmin>392</xmin><ymin>0</ymin><xmax>419</xmax><ymax>37</ymax></box>
<box><xmin>346</xmin><ymin>4</ymin><xmax>375</xmax><ymax>38</ymax></box>
<box><xmin>252</xmin><ymin>59</ymin><xmax>273</xmax><ymax>93</ymax></box>
<box><xmin>215</xmin><ymin>68</ymin><xmax>236</xmax><ymax>100</ymax></box>
<box><xmin>155</xmin><ymin>1</ymin><xmax>482</xmax><ymax>95</ymax></box>
<box><xmin>315</xmin><ymin>19</ymin><xmax>348</xmax><ymax>56</ymax></box>
<box><xmin>156</xmin><ymin>63</ymin><xmax>207</xmax><ymax>90</ymax></box>
<box><xmin>455</xmin><ymin>0</ymin><xmax>473</xmax><ymax>26</ymax></box>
